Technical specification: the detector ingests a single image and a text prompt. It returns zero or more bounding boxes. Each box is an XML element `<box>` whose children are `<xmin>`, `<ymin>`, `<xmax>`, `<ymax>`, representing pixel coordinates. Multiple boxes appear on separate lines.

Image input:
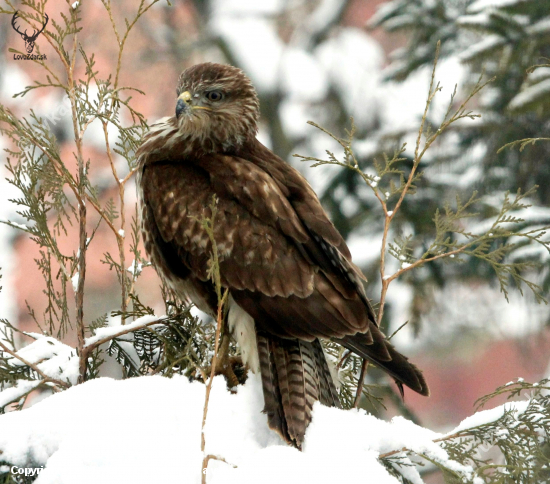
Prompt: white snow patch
<box><xmin>468</xmin><ymin>0</ymin><xmax>524</xmax><ymax>12</ymax></box>
<box><xmin>71</xmin><ymin>273</ymin><xmax>79</xmax><ymax>292</ymax></box>
<box><xmin>127</xmin><ymin>259</ymin><xmax>143</xmax><ymax>276</ymax></box>
<box><xmin>508</xmin><ymin>78</ymin><xmax>550</xmax><ymax>111</ymax></box>
<box><xmin>280</xmin><ymin>48</ymin><xmax>328</xmax><ymax>101</ymax></box>
<box><xmin>414</xmin><ymin>281</ymin><xmax>548</xmax><ymax>345</ymax></box>
<box><xmin>316</xmin><ymin>28</ymin><xmax>384</xmax><ymax>128</ymax></box>
<box><xmin>452</xmin><ymin>400</ymin><xmax>529</xmax><ymax>433</ymax></box>
<box><xmin>3</xmin><ymin>220</ymin><xmax>28</xmax><ymax>231</ymax></box>
<box><xmin>346</xmin><ymin>232</ymin><xmax>381</xmax><ymax>267</ymax></box>
<box><xmin>279</xmin><ymin>100</ymin><xmax>313</xmax><ymax>138</ymax></box>
<box><xmin>459</xmin><ymin>35</ymin><xmax>505</xmax><ymax>62</ymax></box>
<box><xmin>0</xmin><ymin>375</ymin><xmax>478</xmax><ymax>483</ymax></box>
<box><xmin>84</xmin><ymin>314</ymin><xmax>161</xmax><ymax>347</ymax></box>
<box><xmin>0</xmin><ymin>334</ymin><xmax>79</xmax><ymax>397</ymax></box>
<box><xmin>210</xmin><ymin>16</ymin><xmax>283</xmax><ymax>94</ymax></box>
<box><xmin>0</xmin><ymin>380</ymin><xmax>41</xmax><ymax>409</ymax></box>
<box><xmin>209</xmin><ymin>0</ymin><xmax>283</xmax><ymax>15</ymax></box>
<box><xmin>528</xmin><ymin>17</ymin><xmax>550</xmax><ymax>35</ymax></box>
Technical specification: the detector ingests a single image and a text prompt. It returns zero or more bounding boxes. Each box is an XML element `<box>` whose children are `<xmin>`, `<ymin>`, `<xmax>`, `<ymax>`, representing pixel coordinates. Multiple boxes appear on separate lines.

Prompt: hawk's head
<box><xmin>174</xmin><ymin>63</ymin><xmax>260</xmax><ymax>151</ymax></box>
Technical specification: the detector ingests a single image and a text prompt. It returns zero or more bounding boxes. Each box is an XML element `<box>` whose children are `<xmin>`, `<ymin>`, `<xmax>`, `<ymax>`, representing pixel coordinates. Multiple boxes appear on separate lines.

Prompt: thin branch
<box><xmin>102</xmin><ymin>120</ymin><xmax>128</xmax><ymax>320</ymax></box>
<box><xmin>0</xmin><ymin>340</ymin><xmax>69</xmax><ymax>389</ymax></box>
<box><xmin>353</xmin><ymin>360</ymin><xmax>369</xmax><ymax>408</ymax></box>
<box><xmin>84</xmin><ymin>318</ymin><xmax>165</xmax><ymax>351</ymax></box>
<box><xmin>201</xmin><ymin>289</ymin><xmax>229</xmax><ymax>483</ymax></box>
<box><xmin>60</xmin><ymin>7</ymin><xmax>87</xmax><ymax>383</ymax></box>
<box><xmin>377</xmin><ymin>42</ymin><xmax>442</xmax><ymax>325</ymax></box>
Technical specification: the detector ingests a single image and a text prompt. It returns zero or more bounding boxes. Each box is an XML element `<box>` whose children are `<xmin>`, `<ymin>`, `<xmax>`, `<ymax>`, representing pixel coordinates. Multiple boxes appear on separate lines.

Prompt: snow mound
<box><xmin>0</xmin><ymin>374</ymin><xmax>480</xmax><ymax>483</ymax></box>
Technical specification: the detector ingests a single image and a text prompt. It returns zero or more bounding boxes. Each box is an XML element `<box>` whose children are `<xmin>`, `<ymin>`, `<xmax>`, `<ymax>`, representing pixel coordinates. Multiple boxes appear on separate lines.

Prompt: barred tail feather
<box><xmin>312</xmin><ymin>339</ymin><xmax>341</xmax><ymax>408</ymax></box>
<box><xmin>257</xmin><ymin>331</ymin><xmax>340</xmax><ymax>449</ymax></box>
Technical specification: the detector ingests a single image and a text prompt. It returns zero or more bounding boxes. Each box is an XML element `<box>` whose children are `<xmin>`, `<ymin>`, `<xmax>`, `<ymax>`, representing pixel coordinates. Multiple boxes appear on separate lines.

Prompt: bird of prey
<box><xmin>136</xmin><ymin>62</ymin><xmax>429</xmax><ymax>449</ymax></box>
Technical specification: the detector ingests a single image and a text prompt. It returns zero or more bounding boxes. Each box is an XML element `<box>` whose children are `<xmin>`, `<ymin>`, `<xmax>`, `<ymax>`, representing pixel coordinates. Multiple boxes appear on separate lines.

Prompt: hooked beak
<box><xmin>176</xmin><ymin>91</ymin><xmax>212</xmax><ymax>119</ymax></box>
<box><xmin>176</xmin><ymin>91</ymin><xmax>192</xmax><ymax>119</ymax></box>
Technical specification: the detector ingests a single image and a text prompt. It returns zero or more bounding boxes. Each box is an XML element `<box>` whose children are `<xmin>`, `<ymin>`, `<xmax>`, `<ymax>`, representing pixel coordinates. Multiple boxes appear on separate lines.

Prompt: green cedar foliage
<box><xmin>370</xmin><ymin>0</ymin><xmax>550</xmax><ymax>296</ymax></box>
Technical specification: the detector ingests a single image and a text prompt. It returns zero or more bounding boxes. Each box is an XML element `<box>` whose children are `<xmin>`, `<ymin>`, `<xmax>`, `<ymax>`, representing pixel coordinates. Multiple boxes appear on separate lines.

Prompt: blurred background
<box><xmin>0</xmin><ymin>0</ymin><xmax>549</xmax><ymax>452</ymax></box>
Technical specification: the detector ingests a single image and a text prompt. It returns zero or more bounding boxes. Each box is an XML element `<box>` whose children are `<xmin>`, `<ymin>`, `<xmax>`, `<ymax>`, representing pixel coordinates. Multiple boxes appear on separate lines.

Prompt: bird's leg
<box><xmin>211</xmin><ymin>319</ymin><xmax>245</xmax><ymax>388</ymax></box>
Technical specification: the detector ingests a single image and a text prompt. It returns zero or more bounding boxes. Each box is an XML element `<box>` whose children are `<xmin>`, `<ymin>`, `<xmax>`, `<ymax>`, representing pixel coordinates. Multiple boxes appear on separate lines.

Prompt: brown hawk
<box><xmin>136</xmin><ymin>62</ymin><xmax>429</xmax><ymax>449</ymax></box>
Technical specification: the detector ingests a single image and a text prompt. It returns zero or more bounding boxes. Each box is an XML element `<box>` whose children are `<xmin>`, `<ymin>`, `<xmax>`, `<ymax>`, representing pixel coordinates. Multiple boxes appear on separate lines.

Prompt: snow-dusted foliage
<box><xmin>369</xmin><ymin>0</ymin><xmax>550</xmax><ymax>338</ymax></box>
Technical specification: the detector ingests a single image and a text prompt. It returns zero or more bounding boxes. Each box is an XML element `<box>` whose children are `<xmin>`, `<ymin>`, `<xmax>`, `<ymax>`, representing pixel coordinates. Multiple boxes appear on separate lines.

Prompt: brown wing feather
<box><xmin>237</xmin><ymin>140</ymin><xmax>378</xmax><ymax>324</ymax></box>
<box><xmin>195</xmin><ymin>150</ymin><xmax>377</xmax><ymax>322</ymax></box>
<box><xmin>241</xmin><ymin>140</ymin><xmax>351</xmax><ymax>258</ymax></box>
<box><xmin>142</xmin><ymin>160</ymin><xmax>315</xmax><ymax>299</ymax></box>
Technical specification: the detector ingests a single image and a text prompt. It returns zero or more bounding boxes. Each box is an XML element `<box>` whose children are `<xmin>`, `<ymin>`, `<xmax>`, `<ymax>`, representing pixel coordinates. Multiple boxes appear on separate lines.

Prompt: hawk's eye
<box><xmin>205</xmin><ymin>90</ymin><xmax>224</xmax><ymax>102</ymax></box>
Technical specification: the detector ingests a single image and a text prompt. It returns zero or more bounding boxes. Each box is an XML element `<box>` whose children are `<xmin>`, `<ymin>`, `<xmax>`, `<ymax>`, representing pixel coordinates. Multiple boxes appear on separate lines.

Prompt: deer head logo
<box><xmin>11</xmin><ymin>11</ymin><xmax>49</xmax><ymax>54</ymax></box>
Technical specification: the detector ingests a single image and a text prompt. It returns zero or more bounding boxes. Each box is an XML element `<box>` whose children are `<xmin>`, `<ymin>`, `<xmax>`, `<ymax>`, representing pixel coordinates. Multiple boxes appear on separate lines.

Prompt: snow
<box><xmin>467</xmin><ymin>205</ymin><xmax>550</xmax><ymax>235</ymax></box>
<box><xmin>525</xmin><ymin>66</ymin><xmax>550</xmax><ymax>83</ymax></box>
<box><xmin>209</xmin><ymin>16</ymin><xmax>283</xmax><ymax>94</ymax></box>
<box><xmin>0</xmin><ymin>380</ymin><xmax>41</xmax><ymax>409</ymax></box>
<box><xmin>452</xmin><ymin>400</ymin><xmax>529</xmax><ymax>433</ymax></box>
<box><xmin>209</xmin><ymin>0</ymin><xmax>283</xmax><ymax>16</ymax></box>
<box><xmin>373</xmin><ymin>55</ymin><xmax>465</xmax><ymax>156</ymax></box>
<box><xmin>368</xmin><ymin>1</ymin><xmax>402</xmax><ymax>28</ymax></box>
<box><xmin>393</xmin><ymin>277</ymin><xmax>549</xmax><ymax>352</ymax></box>
<box><xmin>280</xmin><ymin>48</ymin><xmax>329</xmax><ymax>102</ymax></box>
<box><xmin>84</xmin><ymin>314</ymin><xmax>161</xmax><ymax>347</ymax></box>
<box><xmin>508</xmin><ymin>78</ymin><xmax>550</xmax><ymax>111</ymax></box>
<box><xmin>2</xmin><ymin>220</ymin><xmax>28</xmax><ymax>231</ymax></box>
<box><xmin>468</xmin><ymin>0</ymin><xmax>525</xmax><ymax>13</ymax></box>
<box><xmin>458</xmin><ymin>35</ymin><xmax>505</xmax><ymax>62</ymax></box>
<box><xmin>316</xmin><ymin>28</ymin><xmax>384</xmax><ymax>129</ymax></box>
<box><xmin>457</xmin><ymin>12</ymin><xmax>493</xmax><ymax>28</ymax></box>
<box><xmin>0</xmin><ymin>374</ymin><xmax>483</xmax><ymax>484</ymax></box>
<box><xmin>0</xmin><ymin>334</ymin><xmax>80</xmax><ymax>399</ymax></box>
<box><xmin>509</xmin><ymin>241</ymin><xmax>550</xmax><ymax>262</ymax></box>
<box><xmin>71</xmin><ymin>273</ymin><xmax>79</xmax><ymax>292</ymax></box>
<box><xmin>127</xmin><ymin>259</ymin><xmax>143</xmax><ymax>276</ymax></box>
<box><xmin>346</xmin><ymin>231</ymin><xmax>381</xmax><ymax>267</ymax></box>
<box><xmin>0</xmin><ymin>64</ymin><xmax>33</xmax><ymax>100</ymax></box>
<box><xmin>279</xmin><ymin>100</ymin><xmax>314</xmax><ymax>139</ymax></box>
<box><xmin>430</xmin><ymin>162</ymin><xmax>484</xmax><ymax>190</ymax></box>
<box><xmin>527</xmin><ymin>17</ymin><xmax>550</xmax><ymax>36</ymax></box>
<box><xmin>297</xmin><ymin>0</ymin><xmax>346</xmax><ymax>42</ymax></box>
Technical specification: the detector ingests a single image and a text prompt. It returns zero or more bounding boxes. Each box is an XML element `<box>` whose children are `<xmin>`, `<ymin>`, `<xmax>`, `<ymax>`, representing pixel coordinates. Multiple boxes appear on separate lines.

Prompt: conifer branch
<box><xmin>0</xmin><ymin>340</ymin><xmax>70</xmax><ymax>390</ymax></box>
